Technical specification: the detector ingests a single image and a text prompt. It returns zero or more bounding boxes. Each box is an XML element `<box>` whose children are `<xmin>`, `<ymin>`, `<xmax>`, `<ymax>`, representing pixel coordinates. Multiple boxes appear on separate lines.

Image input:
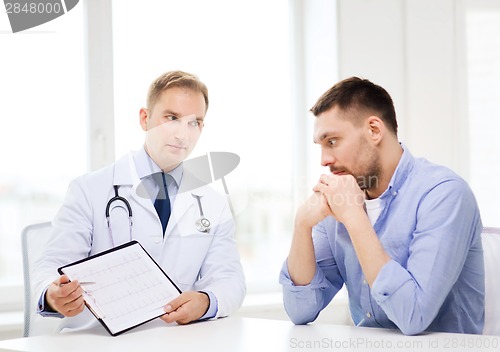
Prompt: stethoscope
<box><xmin>192</xmin><ymin>194</ymin><xmax>211</xmax><ymax>233</ymax></box>
<box><xmin>105</xmin><ymin>185</ymin><xmax>211</xmax><ymax>246</ymax></box>
<box><xmin>105</xmin><ymin>185</ymin><xmax>133</xmax><ymax>247</ymax></box>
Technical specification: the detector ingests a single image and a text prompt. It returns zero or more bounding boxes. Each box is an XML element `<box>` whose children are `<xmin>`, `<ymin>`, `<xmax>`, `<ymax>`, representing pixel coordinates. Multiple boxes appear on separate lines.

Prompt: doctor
<box><xmin>35</xmin><ymin>70</ymin><xmax>246</xmax><ymax>330</ymax></box>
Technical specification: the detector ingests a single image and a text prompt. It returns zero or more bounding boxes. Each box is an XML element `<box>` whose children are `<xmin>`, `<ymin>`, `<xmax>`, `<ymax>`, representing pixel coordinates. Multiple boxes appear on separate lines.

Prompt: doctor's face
<box><xmin>140</xmin><ymin>87</ymin><xmax>206</xmax><ymax>172</ymax></box>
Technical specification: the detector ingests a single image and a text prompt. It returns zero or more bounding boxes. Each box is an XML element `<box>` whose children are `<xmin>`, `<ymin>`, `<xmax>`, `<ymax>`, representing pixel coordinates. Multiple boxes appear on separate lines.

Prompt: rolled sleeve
<box><xmin>371</xmin><ymin>260</ymin><xmax>412</xmax><ymax>304</ymax></box>
<box><xmin>279</xmin><ymin>259</ymin><xmax>338</xmax><ymax>325</ymax></box>
<box><xmin>370</xmin><ymin>259</ymin><xmax>435</xmax><ymax>335</ymax></box>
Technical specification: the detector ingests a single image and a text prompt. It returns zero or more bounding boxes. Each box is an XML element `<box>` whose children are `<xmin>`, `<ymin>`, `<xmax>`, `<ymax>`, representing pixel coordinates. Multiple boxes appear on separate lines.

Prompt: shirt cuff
<box><xmin>371</xmin><ymin>259</ymin><xmax>411</xmax><ymax>304</ymax></box>
<box><xmin>198</xmin><ymin>290</ymin><xmax>218</xmax><ymax>320</ymax></box>
<box><xmin>37</xmin><ymin>286</ymin><xmax>64</xmax><ymax>318</ymax></box>
<box><xmin>279</xmin><ymin>259</ymin><xmax>330</xmax><ymax>291</ymax></box>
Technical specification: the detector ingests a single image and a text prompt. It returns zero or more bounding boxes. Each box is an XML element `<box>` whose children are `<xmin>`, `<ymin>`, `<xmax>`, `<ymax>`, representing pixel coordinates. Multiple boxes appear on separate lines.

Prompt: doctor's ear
<box><xmin>139</xmin><ymin>108</ymin><xmax>149</xmax><ymax>131</ymax></box>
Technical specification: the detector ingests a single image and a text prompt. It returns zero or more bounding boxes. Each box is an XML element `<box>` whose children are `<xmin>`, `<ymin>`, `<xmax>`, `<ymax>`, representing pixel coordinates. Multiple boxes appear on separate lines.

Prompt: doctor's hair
<box><xmin>310</xmin><ymin>76</ymin><xmax>398</xmax><ymax>136</ymax></box>
<box><xmin>146</xmin><ymin>70</ymin><xmax>209</xmax><ymax>112</ymax></box>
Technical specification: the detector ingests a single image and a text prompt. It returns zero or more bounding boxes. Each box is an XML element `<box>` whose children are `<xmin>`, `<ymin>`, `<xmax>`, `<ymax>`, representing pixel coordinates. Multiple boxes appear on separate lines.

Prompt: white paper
<box><xmin>60</xmin><ymin>242</ymin><xmax>180</xmax><ymax>334</ymax></box>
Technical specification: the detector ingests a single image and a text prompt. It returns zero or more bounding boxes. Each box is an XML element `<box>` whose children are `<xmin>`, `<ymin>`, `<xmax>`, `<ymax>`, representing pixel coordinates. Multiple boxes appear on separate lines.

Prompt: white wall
<box><xmin>337</xmin><ymin>0</ymin><xmax>468</xmax><ymax>176</ymax></box>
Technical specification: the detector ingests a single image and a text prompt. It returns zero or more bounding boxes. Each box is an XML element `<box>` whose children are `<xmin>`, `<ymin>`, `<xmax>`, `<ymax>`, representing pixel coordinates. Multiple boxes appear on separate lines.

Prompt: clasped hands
<box><xmin>297</xmin><ymin>173</ymin><xmax>366</xmax><ymax>228</ymax></box>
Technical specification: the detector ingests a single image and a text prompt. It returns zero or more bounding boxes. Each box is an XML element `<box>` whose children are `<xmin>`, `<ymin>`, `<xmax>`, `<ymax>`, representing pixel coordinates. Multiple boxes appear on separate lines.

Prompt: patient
<box><xmin>279</xmin><ymin>76</ymin><xmax>484</xmax><ymax>335</ymax></box>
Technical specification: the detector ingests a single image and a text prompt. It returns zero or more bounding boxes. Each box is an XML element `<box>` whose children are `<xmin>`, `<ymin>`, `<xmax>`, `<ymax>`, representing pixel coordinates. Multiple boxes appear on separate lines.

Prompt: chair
<box><xmin>482</xmin><ymin>226</ymin><xmax>500</xmax><ymax>336</ymax></box>
<box><xmin>21</xmin><ymin>222</ymin><xmax>60</xmax><ymax>337</ymax></box>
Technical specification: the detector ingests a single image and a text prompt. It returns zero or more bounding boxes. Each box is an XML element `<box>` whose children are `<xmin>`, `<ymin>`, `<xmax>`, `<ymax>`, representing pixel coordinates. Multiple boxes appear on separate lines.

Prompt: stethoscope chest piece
<box><xmin>196</xmin><ymin>217</ymin><xmax>211</xmax><ymax>233</ymax></box>
<box><xmin>192</xmin><ymin>194</ymin><xmax>211</xmax><ymax>233</ymax></box>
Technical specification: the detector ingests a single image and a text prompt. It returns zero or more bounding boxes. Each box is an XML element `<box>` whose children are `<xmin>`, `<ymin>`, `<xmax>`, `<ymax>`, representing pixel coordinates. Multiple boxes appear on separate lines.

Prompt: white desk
<box><xmin>0</xmin><ymin>317</ymin><xmax>498</xmax><ymax>352</ymax></box>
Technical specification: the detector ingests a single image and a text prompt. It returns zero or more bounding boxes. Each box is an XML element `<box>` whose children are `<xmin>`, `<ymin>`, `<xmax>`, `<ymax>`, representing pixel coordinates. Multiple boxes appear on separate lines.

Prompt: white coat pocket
<box><xmin>167</xmin><ymin>234</ymin><xmax>215</xmax><ymax>287</ymax></box>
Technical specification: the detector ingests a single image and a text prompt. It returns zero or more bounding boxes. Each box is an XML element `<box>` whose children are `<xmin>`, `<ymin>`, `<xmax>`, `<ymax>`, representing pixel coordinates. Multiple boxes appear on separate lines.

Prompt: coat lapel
<box><xmin>166</xmin><ymin>169</ymin><xmax>208</xmax><ymax>235</ymax></box>
<box><xmin>113</xmin><ymin>153</ymin><xmax>156</xmax><ymax>216</ymax></box>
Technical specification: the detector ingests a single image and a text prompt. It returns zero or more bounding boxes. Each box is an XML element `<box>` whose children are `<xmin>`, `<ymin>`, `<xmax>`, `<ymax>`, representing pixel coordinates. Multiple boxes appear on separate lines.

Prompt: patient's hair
<box><xmin>146</xmin><ymin>70</ymin><xmax>209</xmax><ymax>112</ymax></box>
<box><xmin>310</xmin><ymin>76</ymin><xmax>398</xmax><ymax>136</ymax></box>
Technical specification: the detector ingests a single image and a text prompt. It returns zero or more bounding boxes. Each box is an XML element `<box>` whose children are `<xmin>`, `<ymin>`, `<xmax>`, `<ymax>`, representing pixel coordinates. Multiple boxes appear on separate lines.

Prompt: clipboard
<box><xmin>58</xmin><ymin>240</ymin><xmax>182</xmax><ymax>336</ymax></box>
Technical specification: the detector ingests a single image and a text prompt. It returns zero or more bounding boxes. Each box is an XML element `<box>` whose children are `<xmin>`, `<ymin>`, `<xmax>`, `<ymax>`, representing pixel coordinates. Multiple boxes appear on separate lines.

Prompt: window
<box><xmin>0</xmin><ymin>1</ymin><xmax>338</xmax><ymax>314</ymax></box>
<box><xmin>112</xmin><ymin>0</ymin><xmax>292</xmax><ymax>292</ymax></box>
<box><xmin>0</xmin><ymin>6</ymin><xmax>86</xmax><ymax>304</ymax></box>
<box><xmin>464</xmin><ymin>0</ymin><xmax>500</xmax><ymax>227</ymax></box>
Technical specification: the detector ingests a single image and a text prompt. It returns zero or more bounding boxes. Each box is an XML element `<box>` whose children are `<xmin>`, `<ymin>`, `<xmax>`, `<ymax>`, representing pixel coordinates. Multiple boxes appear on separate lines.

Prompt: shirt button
<box><xmin>153</xmin><ymin>237</ymin><xmax>161</xmax><ymax>244</ymax></box>
<box><xmin>363</xmin><ymin>279</ymin><xmax>367</xmax><ymax>285</ymax></box>
<box><xmin>366</xmin><ymin>312</ymin><xmax>372</xmax><ymax>318</ymax></box>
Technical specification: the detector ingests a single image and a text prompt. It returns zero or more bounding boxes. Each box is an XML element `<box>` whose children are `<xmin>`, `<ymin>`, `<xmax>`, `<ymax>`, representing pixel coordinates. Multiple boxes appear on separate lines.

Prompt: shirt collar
<box><xmin>133</xmin><ymin>145</ymin><xmax>183</xmax><ymax>188</ymax></box>
<box><xmin>380</xmin><ymin>143</ymin><xmax>415</xmax><ymax>199</ymax></box>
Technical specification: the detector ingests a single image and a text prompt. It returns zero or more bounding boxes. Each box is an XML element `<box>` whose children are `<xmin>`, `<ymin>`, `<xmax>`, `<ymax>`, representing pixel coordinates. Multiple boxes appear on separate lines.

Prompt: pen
<box><xmin>79</xmin><ymin>281</ymin><xmax>97</xmax><ymax>285</ymax></box>
<box><xmin>58</xmin><ymin>281</ymin><xmax>97</xmax><ymax>287</ymax></box>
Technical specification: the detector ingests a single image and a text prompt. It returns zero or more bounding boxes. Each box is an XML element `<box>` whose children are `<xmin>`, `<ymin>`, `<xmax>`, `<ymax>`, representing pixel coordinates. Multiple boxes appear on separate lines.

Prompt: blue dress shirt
<box><xmin>280</xmin><ymin>144</ymin><xmax>484</xmax><ymax>335</ymax></box>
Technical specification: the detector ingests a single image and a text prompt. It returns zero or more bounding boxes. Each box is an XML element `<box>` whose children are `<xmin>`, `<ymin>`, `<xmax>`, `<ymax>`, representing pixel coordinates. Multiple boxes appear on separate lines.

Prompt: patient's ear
<box><xmin>366</xmin><ymin>116</ymin><xmax>383</xmax><ymax>144</ymax></box>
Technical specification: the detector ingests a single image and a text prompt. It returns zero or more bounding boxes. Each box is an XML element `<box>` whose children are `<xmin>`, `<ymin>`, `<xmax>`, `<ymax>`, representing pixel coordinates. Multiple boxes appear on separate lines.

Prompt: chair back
<box><xmin>482</xmin><ymin>226</ymin><xmax>500</xmax><ymax>336</ymax></box>
<box><xmin>21</xmin><ymin>222</ymin><xmax>60</xmax><ymax>336</ymax></box>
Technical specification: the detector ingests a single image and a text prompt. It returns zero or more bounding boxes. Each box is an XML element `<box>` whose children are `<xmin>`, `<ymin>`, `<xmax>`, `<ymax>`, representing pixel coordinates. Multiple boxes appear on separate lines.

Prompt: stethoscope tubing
<box><xmin>106</xmin><ymin>185</ymin><xmax>133</xmax><ymax>218</ymax></box>
<box><xmin>105</xmin><ymin>185</ymin><xmax>211</xmax><ymax>247</ymax></box>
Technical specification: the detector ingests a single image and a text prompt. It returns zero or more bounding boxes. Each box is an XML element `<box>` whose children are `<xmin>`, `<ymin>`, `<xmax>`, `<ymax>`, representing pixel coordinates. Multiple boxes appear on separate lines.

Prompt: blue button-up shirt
<box><xmin>280</xmin><ymin>144</ymin><xmax>484</xmax><ymax>335</ymax></box>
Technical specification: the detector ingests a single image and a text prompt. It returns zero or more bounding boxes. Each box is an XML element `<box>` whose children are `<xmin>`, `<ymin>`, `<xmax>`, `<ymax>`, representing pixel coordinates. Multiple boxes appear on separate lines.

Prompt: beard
<box><xmin>329</xmin><ymin>136</ymin><xmax>382</xmax><ymax>191</ymax></box>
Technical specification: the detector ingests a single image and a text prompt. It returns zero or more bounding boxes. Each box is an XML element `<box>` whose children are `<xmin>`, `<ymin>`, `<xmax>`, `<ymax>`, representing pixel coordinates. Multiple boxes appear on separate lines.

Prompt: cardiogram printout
<box><xmin>58</xmin><ymin>241</ymin><xmax>181</xmax><ymax>336</ymax></box>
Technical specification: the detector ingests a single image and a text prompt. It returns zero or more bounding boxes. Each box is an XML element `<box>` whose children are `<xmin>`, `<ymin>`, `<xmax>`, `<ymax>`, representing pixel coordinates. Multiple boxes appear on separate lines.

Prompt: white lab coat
<box><xmin>34</xmin><ymin>151</ymin><xmax>246</xmax><ymax>332</ymax></box>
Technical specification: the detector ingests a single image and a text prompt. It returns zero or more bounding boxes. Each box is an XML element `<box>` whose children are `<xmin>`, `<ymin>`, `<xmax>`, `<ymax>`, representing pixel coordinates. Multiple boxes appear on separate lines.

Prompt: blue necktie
<box><xmin>154</xmin><ymin>172</ymin><xmax>171</xmax><ymax>235</ymax></box>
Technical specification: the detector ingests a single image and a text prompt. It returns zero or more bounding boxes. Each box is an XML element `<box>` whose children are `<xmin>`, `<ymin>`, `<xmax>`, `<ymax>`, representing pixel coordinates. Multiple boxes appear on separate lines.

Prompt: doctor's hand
<box><xmin>160</xmin><ymin>291</ymin><xmax>210</xmax><ymax>325</ymax></box>
<box><xmin>45</xmin><ymin>275</ymin><xmax>85</xmax><ymax>317</ymax></box>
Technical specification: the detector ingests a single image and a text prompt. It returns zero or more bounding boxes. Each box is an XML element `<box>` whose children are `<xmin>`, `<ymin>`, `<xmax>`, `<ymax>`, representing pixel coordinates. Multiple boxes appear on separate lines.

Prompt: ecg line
<box><xmin>62</xmin><ymin>244</ymin><xmax>179</xmax><ymax>329</ymax></box>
